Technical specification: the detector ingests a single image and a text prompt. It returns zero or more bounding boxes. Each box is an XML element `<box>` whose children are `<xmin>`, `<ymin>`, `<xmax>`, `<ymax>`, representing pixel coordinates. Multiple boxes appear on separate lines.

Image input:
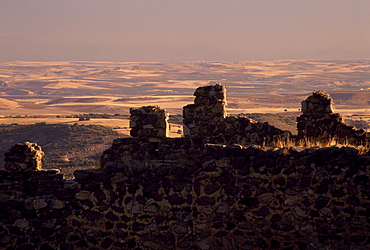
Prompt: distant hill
<box><xmin>0</xmin><ymin>123</ymin><xmax>126</xmax><ymax>178</ymax></box>
<box><xmin>0</xmin><ymin>98</ymin><xmax>18</xmax><ymax>110</ymax></box>
<box><xmin>329</xmin><ymin>91</ymin><xmax>370</xmax><ymax>106</ymax></box>
<box><xmin>235</xmin><ymin>113</ymin><xmax>297</xmax><ymax>134</ymax></box>
<box><xmin>45</xmin><ymin>97</ymin><xmax>111</xmax><ymax>104</ymax></box>
<box><xmin>242</xmin><ymin>113</ymin><xmax>369</xmax><ymax>135</ymax></box>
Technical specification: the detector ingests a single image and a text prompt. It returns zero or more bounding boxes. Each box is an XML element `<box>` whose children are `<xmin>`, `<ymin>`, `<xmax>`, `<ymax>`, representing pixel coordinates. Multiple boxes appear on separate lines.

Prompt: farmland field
<box><xmin>1</xmin><ymin>59</ymin><xmax>370</xmax><ymax>129</ymax></box>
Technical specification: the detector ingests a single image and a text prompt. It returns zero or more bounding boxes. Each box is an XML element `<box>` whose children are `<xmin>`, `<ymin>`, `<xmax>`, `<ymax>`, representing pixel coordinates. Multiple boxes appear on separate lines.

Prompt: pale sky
<box><xmin>1</xmin><ymin>0</ymin><xmax>369</xmax><ymax>62</ymax></box>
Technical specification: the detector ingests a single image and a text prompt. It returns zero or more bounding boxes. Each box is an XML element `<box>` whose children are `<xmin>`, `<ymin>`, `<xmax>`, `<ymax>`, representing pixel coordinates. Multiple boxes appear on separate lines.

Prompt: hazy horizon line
<box><xmin>2</xmin><ymin>58</ymin><xmax>370</xmax><ymax>64</ymax></box>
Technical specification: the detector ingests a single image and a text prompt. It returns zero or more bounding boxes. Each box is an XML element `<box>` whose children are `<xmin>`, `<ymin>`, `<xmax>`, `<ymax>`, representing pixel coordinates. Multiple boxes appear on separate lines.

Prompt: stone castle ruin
<box><xmin>297</xmin><ymin>90</ymin><xmax>367</xmax><ymax>144</ymax></box>
<box><xmin>183</xmin><ymin>84</ymin><xmax>291</xmax><ymax>146</ymax></box>
<box><xmin>129</xmin><ymin>105</ymin><xmax>169</xmax><ymax>138</ymax></box>
<box><xmin>127</xmin><ymin>83</ymin><xmax>367</xmax><ymax>146</ymax></box>
<box><xmin>1</xmin><ymin>84</ymin><xmax>370</xmax><ymax>249</ymax></box>
<box><xmin>4</xmin><ymin>142</ymin><xmax>45</xmax><ymax>171</ymax></box>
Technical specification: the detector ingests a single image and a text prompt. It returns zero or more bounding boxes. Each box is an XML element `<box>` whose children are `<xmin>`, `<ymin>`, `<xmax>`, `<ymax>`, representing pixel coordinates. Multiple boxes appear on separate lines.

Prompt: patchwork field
<box><xmin>1</xmin><ymin>59</ymin><xmax>370</xmax><ymax>127</ymax></box>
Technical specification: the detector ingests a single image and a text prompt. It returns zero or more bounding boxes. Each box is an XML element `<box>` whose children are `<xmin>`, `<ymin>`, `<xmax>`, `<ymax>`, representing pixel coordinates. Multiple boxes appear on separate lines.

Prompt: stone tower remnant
<box><xmin>129</xmin><ymin>105</ymin><xmax>169</xmax><ymax>138</ymax></box>
<box><xmin>301</xmin><ymin>90</ymin><xmax>335</xmax><ymax>114</ymax></box>
<box><xmin>297</xmin><ymin>90</ymin><xmax>367</xmax><ymax>144</ymax></box>
<box><xmin>183</xmin><ymin>83</ymin><xmax>227</xmax><ymax>137</ymax></box>
<box><xmin>4</xmin><ymin>142</ymin><xmax>44</xmax><ymax>171</ymax></box>
<box><xmin>183</xmin><ymin>83</ymin><xmax>291</xmax><ymax>145</ymax></box>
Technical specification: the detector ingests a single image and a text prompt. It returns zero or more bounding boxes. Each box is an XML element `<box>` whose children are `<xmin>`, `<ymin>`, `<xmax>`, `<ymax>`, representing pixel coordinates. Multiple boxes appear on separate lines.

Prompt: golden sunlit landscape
<box><xmin>1</xmin><ymin>1</ymin><xmax>370</xmax><ymax>248</ymax></box>
<box><xmin>1</xmin><ymin>60</ymin><xmax>370</xmax><ymax>117</ymax></box>
<box><xmin>1</xmin><ymin>59</ymin><xmax>370</xmax><ymax>172</ymax></box>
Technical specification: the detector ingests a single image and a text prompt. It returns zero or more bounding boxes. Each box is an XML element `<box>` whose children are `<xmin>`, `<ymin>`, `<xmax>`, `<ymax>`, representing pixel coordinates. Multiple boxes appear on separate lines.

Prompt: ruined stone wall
<box><xmin>1</xmin><ymin>139</ymin><xmax>370</xmax><ymax>249</ymax></box>
<box><xmin>129</xmin><ymin>105</ymin><xmax>169</xmax><ymax>138</ymax></box>
<box><xmin>183</xmin><ymin>84</ymin><xmax>368</xmax><ymax>146</ymax></box>
<box><xmin>4</xmin><ymin>142</ymin><xmax>44</xmax><ymax>171</ymax></box>
<box><xmin>297</xmin><ymin>90</ymin><xmax>368</xmax><ymax>144</ymax></box>
<box><xmin>183</xmin><ymin>84</ymin><xmax>291</xmax><ymax>146</ymax></box>
<box><xmin>1</xmin><ymin>85</ymin><xmax>370</xmax><ymax>249</ymax></box>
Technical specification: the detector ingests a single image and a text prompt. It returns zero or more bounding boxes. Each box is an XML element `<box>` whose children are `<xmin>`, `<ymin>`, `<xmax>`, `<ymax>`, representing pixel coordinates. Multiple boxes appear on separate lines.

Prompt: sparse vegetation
<box><xmin>239</xmin><ymin>113</ymin><xmax>297</xmax><ymax>134</ymax></box>
<box><xmin>169</xmin><ymin>114</ymin><xmax>183</xmax><ymax>124</ymax></box>
<box><xmin>345</xmin><ymin>118</ymin><xmax>370</xmax><ymax>130</ymax></box>
<box><xmin>271</xmin><ymin>136</ymin><xmax>370</xmax><ymax>155</ymax></box>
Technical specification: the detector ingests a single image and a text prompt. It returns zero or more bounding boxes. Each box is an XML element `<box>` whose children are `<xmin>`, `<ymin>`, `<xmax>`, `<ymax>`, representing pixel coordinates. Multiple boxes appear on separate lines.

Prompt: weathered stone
<box><xmin>196</xmin><ymin>197</ymin><xmax>215</xmax><ymax>206</ymax></box>
<box><xmin>270</xmin><ymin>214</ymin><xmax>282</xmax><ymax>222</ymax></box>
<box><xmin>143</xmin><ymin>203</ymin><xmax>159</xmax><ymax>213</ymax></box>
<box><xmin>295</xmin><ymin>207</ymin><xmax>308</xmax><ymax>217</ymax></box>
<box><xmin>253</xmin><ymin>206</ymin><xmax>270</xmax><ymax>217</ymax></box>
<box><xmin>173</xmin><ymin>221</ymin><xmax>188</xmax><ymax>234</ymax></box>
<box><xmin>101</xmin><ymin>237</ymin><xmax>114</xmax><ymax>249</ymax></box>
<box><xmin>284</xmin><ymin>199</ymin><xmax>295</xmax><ymax>207</ymax></box>
<box><xmin>14</xmin><ymin>219</ymin><xmax>29</xmax><ymax>228</ymax></box>
<box><xmin>105</xmin><ymin>212</ymin><xmax>118</xmax><ymax>221</ymax></box>
<box><xmin>4</xmin><ymin>142</ymin><xmax>44</xmax><ymax>171</ymax></box>
<box><xmin>320</xmin><ymin>207</ymin><xmax>332</xmax><ymax>216</ymax></box>
<box><xmin>129</xmin><ymin>106</ymin><xmax>169</xmax><ymax>138</ymax></box>
<box><xmin>84</xmin><ymin>210</ymin><xmax>101</xmax><ymax>220</ymax></box>
<box><xmin>33</xmin><ymin>199</ymin><xmax>48</xmax><ymax>210</ymax></box>
<box><xmin>297</xmin><ymin>91</ymin><xmax>367</xmax><ymax>143</ymax></box>
<box><xmin>204</xmin><ymin>183</ymin><xmax>220</xmax><ymax>195</ymax></box>
<box><xmin>168</xmin><ymin>194</ymin><xmax>186</xmax><ymax>205</ymax></box>
<box><xmin>197</xmin><ymin>239</ymin><xmax>211</xmax><ymax>250</ymax></box>
<box><xmin>315</xmin><ymin>196</ymin><xmax>331</xmax><ymax>209</ymax></box>
<box><xmin>76</xmin><ymin>191</ymin><xmax>91</xmax><ymax>200</ymax></box>
<box><xmin>74</xmin><ymin>170</ymin><xmax>92</xmax><ymax>183</ymax></box>
<box><xmin>131</xmin><ymin>202</ymin><xmax>141</xmax><ymax>214</ymax></box>
<box><xmin>258</xmin><ymin>193</ymin><xmax>275</xmax><ymax>204</ymax></box>
<box><xmin>132</xmin><ymin>222</ymin><xmax>146</xmax><ymax>231</ymax></box>
<box><xmin>51</xmin><ymin>200</ymin><xmax>65</xmax><ymax>209</ymax></box>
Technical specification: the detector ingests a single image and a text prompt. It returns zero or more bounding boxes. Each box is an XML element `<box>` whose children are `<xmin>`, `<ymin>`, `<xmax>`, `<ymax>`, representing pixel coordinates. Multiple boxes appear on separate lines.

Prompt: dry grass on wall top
<box><xmin>272</xmin><ymin>136</ymin><xmax>370</xmax><ymax>155</ymax></box>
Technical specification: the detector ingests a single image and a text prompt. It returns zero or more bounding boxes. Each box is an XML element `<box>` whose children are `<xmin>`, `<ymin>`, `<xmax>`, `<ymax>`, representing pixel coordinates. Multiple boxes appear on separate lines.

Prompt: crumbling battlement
<box><xmin>183</xmin><ymin>84</ymin><xmax>291</xmax><ymax>146</ymax></box>
<box><xmin>130</xmin><ymin>84</ymin><xmax>368</xmax><ymax>146</ymax></box>
<box><xmin>1</xmin><ymin>141</ymin><xmax>370</xmax><ymax>249</ymax></box>
<box><xmin>297</xmin><ymin>90</ymin><xmax>368</xmax><ymax>144</ymax></box>
<box><xmin>4</xmin><ymin>142</ymin><xmax>44</xmax><ymax>171</ymax></box>
<box><xmin>100</xmin><ymin>137</ymin><xmax>205</xmax><ymax>170</ymax></box>
<box><xmin>129</xmin><ymin>105</ymin><xmax>169</xmax><ymax>138</ymax></box>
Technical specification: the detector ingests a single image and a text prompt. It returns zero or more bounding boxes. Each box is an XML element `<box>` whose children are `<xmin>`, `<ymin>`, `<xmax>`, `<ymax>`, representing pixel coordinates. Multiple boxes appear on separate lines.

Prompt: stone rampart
<box><xmin>129</xmin><ymin>105</ymin><xmax>169</xmax><ymax>138</ymax></box>
<box><xmin>1</xmin><ymin>141</ymin><xmax>370</xmax><ymax>249</ymax></box>
<box><xmin>183</xmin><ymin>84</ymin><xmax>291</xmax><ymax>146</ymax></box>
<box><xmin>4</xmin><ymin>142</ymin><xmax>44</xmax><ymax>171</ymax></box>
<box><xmin>297</xmin><ymin>90</ymin><xmax>368</xmax><ymax>144</ymax></box>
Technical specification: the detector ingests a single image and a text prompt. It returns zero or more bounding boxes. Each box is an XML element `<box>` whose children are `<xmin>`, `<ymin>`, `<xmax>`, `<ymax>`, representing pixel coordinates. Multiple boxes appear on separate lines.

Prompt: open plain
<box><xmin>0</xmin><ymin>59</ymin><xmax>370</xmax><ymax>133</ymax></box>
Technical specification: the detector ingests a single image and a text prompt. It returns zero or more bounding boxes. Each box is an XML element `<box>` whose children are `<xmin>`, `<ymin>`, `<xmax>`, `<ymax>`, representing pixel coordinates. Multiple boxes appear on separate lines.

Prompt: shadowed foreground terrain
<box><xmin>0</xmin><ymin>123</ymin><xmax>122</xmax><ymax>178</ymax></box>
